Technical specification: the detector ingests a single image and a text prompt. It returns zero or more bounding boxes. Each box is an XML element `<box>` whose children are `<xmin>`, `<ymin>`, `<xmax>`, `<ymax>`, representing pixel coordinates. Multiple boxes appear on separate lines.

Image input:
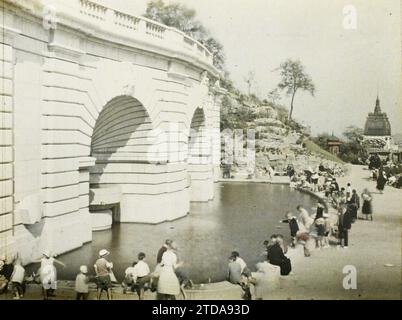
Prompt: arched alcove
<box><xmin>89</xmin><ymin>95</ymin><xmax>153</xmax><ymax>229</ymax></box>
<box><xmin>187</xmin><ymin>107</ymin><xmax>214</xmax><ymax>202</ymax></box>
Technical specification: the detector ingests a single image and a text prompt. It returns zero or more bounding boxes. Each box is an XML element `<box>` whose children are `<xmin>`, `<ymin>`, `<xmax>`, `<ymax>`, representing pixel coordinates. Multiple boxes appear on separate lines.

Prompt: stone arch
<box><xmin>187</xmin><ymin>106</ymin><xmax>214</xmax><ymax>202</ymax></box>
<box><xmin>188</xmin><ymin>107</ymin><xmax>208</xmax><ymax>163</ymax></box>
<box><xmin>90</xmin><ymin>95</ymin><xmax>154</xmax><ymax>164</ymax></box>
<box><xmin>88</xmin><ymin>95</ymin><xmax>157</xmax><ymax>228</ymax></box>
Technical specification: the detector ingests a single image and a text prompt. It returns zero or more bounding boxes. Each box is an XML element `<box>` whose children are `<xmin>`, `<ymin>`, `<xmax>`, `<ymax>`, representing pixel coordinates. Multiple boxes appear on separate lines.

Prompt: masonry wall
<box><xmin>0</xmin><ymin>1</ymin><xmax>220</xmax><ymax>262</ymax></box>
<box><xmin>0</xmin><ymin>26</ymin><xmax>15</xmax><ymax>259</ymax></box>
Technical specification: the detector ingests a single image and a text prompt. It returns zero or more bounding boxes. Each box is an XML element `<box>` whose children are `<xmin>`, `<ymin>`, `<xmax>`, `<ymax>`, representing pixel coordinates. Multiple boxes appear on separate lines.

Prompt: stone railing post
<box><xmin>104</xmin><ymin>6</ymin><xmax>115</xmax><ymax>31</ymax></box>
<box><xmin>137</xmin><ymin>18</ymin><xmax>147</xmax><ymax>38</ymax></box>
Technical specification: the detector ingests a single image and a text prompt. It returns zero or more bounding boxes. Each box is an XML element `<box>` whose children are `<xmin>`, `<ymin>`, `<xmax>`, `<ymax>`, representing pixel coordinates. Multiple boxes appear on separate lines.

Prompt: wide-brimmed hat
<box><xmin>80</xmin><ymin>265</ymin><xmax>88</xmax><ymax>274</ymax></box>
<box><xmin>99</xmin><ymin>249</ymin><xmax>110</xmax><ymax>257</ymax></box>
<box><xmin>42</xmin><ymin>250</ymin><xmax>51</xmax><ymax>258</ymax></box>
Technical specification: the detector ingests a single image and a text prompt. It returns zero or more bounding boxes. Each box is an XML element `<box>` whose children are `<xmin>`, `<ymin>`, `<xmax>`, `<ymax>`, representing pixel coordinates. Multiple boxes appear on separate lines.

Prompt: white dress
<box><xmin>157</xmin><ymin>250</ymin><xmax>180</xmax><ymax>295</ymax></box>
<box><xmin>40</xmin><ymin>257</ymin><xmax>57</xmax><ymax>290</ymax></box>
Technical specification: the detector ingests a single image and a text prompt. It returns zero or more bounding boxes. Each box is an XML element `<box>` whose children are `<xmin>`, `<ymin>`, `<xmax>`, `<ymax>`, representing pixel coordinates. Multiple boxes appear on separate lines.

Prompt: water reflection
<box><xmin>45</xmin><ymin>183</ymin><xmax>316</xmax><ymax>283</ymax></box>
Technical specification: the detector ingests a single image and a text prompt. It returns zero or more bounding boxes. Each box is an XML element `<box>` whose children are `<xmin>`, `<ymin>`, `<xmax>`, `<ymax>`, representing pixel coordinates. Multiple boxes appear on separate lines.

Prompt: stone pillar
<box><xmin>35</xmin><ymin>29</ymin><xmax>92</xmax><ymax>256</ymax></box>
<box><xmin>0</xmin><ymin>25</ymin><xmax>19</xmax><ymax>259</ymax></box>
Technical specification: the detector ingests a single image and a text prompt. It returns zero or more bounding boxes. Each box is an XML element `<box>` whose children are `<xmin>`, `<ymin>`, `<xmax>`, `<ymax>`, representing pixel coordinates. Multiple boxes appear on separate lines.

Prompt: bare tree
<box><xmin>276</xmin><ymin>59</ymin><xmax>315</xmax><ymax>121</ymax></box>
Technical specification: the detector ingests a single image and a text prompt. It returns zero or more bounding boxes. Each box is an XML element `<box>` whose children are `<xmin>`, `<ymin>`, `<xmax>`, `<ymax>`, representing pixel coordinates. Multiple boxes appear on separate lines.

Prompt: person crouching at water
<box><xmin>226</xmin><ymin>253</ymin><xmax>252</xmax><ymax>300</ymax></box>
<box><xmin>94</xmin><ymin>249</ymin><xmax>113</xmax><ymax>300</ymax></box>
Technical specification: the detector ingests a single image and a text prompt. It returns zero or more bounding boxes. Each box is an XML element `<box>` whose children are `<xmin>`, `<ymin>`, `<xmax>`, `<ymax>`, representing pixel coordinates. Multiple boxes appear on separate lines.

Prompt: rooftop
<box><xmin>363</xmin><ymin>96</ymin><xmax>392</xmax><ymax>136</ymax></box>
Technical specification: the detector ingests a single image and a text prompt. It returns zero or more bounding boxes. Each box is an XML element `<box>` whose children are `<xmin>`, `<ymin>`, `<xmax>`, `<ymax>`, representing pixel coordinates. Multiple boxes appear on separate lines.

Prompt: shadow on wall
<box><xmin>89</xmin><ymin>95</ymin><xmax>153</xmax><ymax>185</ymax></box>
<box><xmin>24</xmin><ymin>220</ymin><xmax>45</xmax><ymax>238</ymax></box>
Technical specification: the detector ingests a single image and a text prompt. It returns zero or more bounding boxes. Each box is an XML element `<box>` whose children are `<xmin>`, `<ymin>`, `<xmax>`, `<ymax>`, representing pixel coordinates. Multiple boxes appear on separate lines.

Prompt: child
<box><xmin>314</xmin><ymin>218</ymin><xmax>325</xmax><ymax>249</ymax></box>
<box><xmin>280</xmin><ymin>212</ymin><xmax>299</xmax><ymax>247</ymax></box>
<box><xmin>122</xmin><ymin>261</ymin><xmax>137</xmax><ymax>294</ymax></box>
<box><xmin>11</xmin><ymin>260</ymin><xmax>25</xmax><ymax>299</ymax></box>
<box><xmin>131</xmin><ymin>252</ymin><xmax>151</xmax><ymax>300</ymax></box>
<box><xmin>323</xmin><ymin>218</ymin><xmax>331</xmax><ymax>248</ymax></box>
<box><xmin>75</xmin><ymin>265</ymin><xmax>89</xmax><ymax>300</ymax></box>
<box><xmin>346</xmin><ymin>183</ymin><xmax>352</xmax><ymax>201</ymax></box>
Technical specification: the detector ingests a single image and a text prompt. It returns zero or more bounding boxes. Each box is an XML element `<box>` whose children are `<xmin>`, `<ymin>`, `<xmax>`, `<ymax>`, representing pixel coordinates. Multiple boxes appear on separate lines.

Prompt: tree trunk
<box><xmin>289</xmin><ymin>90</ymin><xmax>297</xmax><ymax>121</ymax></box>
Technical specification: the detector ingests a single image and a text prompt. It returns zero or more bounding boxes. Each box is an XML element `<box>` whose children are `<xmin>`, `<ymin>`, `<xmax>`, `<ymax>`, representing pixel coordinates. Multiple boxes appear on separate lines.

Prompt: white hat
<box><xmin>99</xmin><ymin>249</ymin><xmax>110</xmax><ymax>257</ymax></box>
<box><xmin>80</xmin><ymin>265</ymin><xmax>88</xmax><ymax>274</ymax></box>
<box><xmin>43</xmin><ymin>250</ymin><xmax>51</xmax><ymax>258</ymax></box>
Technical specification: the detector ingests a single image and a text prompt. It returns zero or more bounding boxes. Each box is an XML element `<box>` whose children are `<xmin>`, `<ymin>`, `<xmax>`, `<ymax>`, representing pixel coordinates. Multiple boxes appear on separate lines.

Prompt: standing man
<box><xmin>348</xmin><ymin>189</ymin><xmax>360</xmax><ymax>223</ymax></box>
<box><xmin>338</xmin><ymin>205</ymin><xmax>353</xmax><ymax>248</ymax></box>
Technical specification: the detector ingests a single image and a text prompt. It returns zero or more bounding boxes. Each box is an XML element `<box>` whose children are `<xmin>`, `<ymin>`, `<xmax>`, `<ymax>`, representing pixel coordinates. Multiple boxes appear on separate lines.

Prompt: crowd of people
<box><xmin>368</xmin><ymin>153</ymin><xmax>402</xmax><ymax>189</ymax></box>
<box><xmin>0</xmin><ymin>158</ymin><xmax>385</xmax><ymax>300</ymax></box>
<box><xmin>0</xmin><ymin>239</ymin><xmax>193</xmax><ymax>300</ymax></box>
<box><xmin>224</xmin><ymin>182</ymin><xmax>374</xmax><ymax>299</ymax></box>
<box><xmin>0</xmin><ymin>175</ymin><xmax>377</xmax><ymax>301</ymax></box>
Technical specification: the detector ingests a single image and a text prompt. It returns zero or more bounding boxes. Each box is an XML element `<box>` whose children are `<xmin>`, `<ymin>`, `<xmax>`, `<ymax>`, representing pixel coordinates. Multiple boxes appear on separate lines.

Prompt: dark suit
<box><xmin>267</xmin><ymin>243</ymin><xmax>286</xmax><ymax>265</ymax></box>
<box><xmin>267</xmin><ymin>243</ymin><xmax>291</xmax><ymax>276</ymax></box>
<box><xmin>339</xmin><ymin>208</ymin><xmax>353</xmax><ymax>246</ymax></box>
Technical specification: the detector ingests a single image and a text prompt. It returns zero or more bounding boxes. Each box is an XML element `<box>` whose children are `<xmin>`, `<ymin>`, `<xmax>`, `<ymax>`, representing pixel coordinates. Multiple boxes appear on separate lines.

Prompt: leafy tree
<box><xmin>313</xmin><ymin>133</ymin><xmax>332</xmax><ymax>150</ymax></box>
<box><xmin>203</xmin><ymin>37</ymin><xmax>225</xmax><ymax>71</ymax></box>
<box><xmin>143</xmin><ymin>0</ymin><xmax>225</xmax><ymax>70</ymax></box>
<box><xmin>343</xmin><ymin>126</ymin><xmax>364</xmax><ymax>142</ymax></box>
<box><xmin>267</xmin><ymin>88</ymin><xmax>281</xmax><ymax>105</ymax></box>
<box><xmin>340</xmin><ymin>126</ymin><xmax>367</xmax><ymax>164</ymax></box>
<box><xmin>276</xmin><ymin>59</ymin><xmax>315</xmax><ymax>121</ymax></box>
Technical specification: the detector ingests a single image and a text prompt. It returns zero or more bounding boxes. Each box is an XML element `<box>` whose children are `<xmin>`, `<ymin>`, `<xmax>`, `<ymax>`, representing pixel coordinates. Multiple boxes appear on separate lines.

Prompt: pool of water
<box><xmin>32</xmin><ymin>182</ymin><xmax>317</xmax><ymax>284</ymax></box>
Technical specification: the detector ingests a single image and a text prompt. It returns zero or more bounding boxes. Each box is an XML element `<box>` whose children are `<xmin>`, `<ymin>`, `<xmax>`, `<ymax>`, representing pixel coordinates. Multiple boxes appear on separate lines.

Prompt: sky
<box><xmin>98</xmin><ymin>0</ymin><xmax>401</xmax><ymax>136</ymax></box>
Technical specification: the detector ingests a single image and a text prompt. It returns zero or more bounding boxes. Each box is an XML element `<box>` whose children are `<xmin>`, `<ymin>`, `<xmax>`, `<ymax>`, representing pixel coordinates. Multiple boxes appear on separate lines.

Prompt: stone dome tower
<box><xmin>363</xmin><ymin>96</ymin><xmax>392</xmax><ymax>152</ymax></box>
<box><xmin>364</xmin><ymin>96</ymin><xmax>391</xmax><ymax>136</ymax></box>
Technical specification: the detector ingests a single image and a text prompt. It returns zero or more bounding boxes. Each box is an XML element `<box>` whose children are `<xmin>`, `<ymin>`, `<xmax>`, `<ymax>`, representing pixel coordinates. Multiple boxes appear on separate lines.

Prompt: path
<box><xmin>267</xmin><ymin>164</ymin><xmax>401</xmax><ymax>300</ymax></box>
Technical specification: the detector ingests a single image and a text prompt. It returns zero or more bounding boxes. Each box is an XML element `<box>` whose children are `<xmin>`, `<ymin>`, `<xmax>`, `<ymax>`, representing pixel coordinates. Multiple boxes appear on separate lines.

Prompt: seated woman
<box><xmin>267</xmin><ymin>236</ymin><xmax>291</xmax><ymax>276</ymax></box>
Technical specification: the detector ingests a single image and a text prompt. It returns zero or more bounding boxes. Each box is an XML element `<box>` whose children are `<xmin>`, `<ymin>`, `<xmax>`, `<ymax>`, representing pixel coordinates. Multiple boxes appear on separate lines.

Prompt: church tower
<box><xmin>363</xmin><ymin>96</ymin><xmax>392</xmax><ymax>152</ymax></box>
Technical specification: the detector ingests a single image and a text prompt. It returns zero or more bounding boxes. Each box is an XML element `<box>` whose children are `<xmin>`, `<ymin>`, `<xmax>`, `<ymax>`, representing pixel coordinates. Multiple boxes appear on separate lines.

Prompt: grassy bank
<box><xmin>303</xmin><ymin>138</ymin><xmax>345</xmax><ymax>164</ymax></box>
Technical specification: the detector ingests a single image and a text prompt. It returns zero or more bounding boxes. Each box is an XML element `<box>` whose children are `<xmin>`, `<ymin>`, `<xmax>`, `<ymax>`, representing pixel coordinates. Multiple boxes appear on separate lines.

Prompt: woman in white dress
<box><xmin>157</xmin><ymin>243</ymin><xmax>182</xmax><ymax>300</ymax></box>
<box><xmin>33</xmin><ymin>250</ymin><xmax>66</xmax><ymax>300</ymax></box>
